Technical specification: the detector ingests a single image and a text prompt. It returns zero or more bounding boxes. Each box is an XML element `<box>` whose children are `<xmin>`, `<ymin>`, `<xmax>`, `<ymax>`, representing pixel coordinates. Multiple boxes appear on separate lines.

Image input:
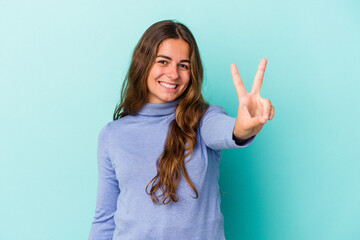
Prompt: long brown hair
<box><xmin>113</xmin><ymin>20</ymin><xmax>209</xmax><ymax>205</ymax></box>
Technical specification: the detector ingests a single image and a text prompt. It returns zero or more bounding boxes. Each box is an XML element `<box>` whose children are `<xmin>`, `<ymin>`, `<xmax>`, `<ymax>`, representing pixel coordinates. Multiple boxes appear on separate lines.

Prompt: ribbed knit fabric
<box><xmin>88</xmin><ymin>99</ymin><xmax>256</xmax><ymax>240</ymax></box>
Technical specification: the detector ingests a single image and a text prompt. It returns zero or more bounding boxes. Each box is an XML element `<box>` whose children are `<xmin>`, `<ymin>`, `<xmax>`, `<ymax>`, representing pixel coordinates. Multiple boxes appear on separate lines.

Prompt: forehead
<box><xmin>157</xmin><ymin>38</ymin><xmax>191</xmax><ymax>58</ymax></box>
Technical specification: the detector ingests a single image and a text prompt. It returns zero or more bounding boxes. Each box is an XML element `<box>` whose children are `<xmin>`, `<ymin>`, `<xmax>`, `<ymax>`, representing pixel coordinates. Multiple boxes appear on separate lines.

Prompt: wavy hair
<box><xmin>113</xmin><ymin>20</ymin><xmax>209</xmax><ymax>205</ymax></box>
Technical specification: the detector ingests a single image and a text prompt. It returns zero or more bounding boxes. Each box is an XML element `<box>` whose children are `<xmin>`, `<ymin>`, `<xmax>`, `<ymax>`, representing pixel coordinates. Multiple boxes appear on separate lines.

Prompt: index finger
<box><xmin>230</xmin><ymin>63</ymin><xmax>247</xmax><ymax>97</ymax></box>
<box><xmin>251</xmin><ymin>58</ymin><xmax>267</xmax><ymax>94</ymax></box>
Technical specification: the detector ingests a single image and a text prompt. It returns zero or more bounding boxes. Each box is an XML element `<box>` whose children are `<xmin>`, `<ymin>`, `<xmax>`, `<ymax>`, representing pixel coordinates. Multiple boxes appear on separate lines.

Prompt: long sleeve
<box><xmin>88</xmin><ymin>123</ymin><xmax>120</xmax><ymax>240</ymax></box>
<box><xmin>200</xmin><ymin>105</ymin><xmax>256</xmax><ymax>150</ymax></box>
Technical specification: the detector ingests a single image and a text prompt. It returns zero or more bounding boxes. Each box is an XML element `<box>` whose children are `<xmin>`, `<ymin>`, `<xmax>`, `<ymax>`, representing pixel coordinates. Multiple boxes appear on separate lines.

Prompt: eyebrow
<box><xmin>156</xmin><ymin>55</ymin><xmax>190</xmax><ymax>63</ymax></box>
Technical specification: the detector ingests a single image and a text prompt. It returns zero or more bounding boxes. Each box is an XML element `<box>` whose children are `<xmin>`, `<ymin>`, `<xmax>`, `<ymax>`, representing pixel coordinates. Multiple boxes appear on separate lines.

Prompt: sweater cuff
<box><xmin>224</xmin><ymin>117</ymin><xmax>256</xmax><ymax>149</ymax></box>
<box><xmin>232</xmin><ymin>133</ymin><xmax>256</xmax><ymax>146</ymax></box>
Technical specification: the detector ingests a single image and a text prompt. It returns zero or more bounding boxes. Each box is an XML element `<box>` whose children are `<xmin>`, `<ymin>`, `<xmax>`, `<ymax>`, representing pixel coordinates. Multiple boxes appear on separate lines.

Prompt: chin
<box><xmin>161</xmin><ymin>96</ymin><xmax>179</xmax><ymax>103</ymax></box>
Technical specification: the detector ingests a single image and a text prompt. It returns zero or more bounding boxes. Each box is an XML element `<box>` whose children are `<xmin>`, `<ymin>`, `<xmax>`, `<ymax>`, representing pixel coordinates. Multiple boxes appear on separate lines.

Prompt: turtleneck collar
<box><xmin>137</xmin><ymin>99</ymin><xmax>180</xmax><ymax>116</ymax></box>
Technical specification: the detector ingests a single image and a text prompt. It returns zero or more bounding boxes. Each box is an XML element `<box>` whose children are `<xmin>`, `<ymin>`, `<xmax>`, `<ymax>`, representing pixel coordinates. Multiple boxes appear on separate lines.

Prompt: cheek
<box><xmin>149</xmin><ymin>67</ymin><xmax>163</xmax><ymax>80</ymax></box>
<box><xmin>181</xmin><ymin>72</ymin><xmax>191</xmax><ymax>86</ymax></box>
<box><xmin>179</xmin><ymin>76</ymin><xmax>191</xmax><ymax>94</ymax></box>
<box><xmin>147</xmin><ymin>68</ymin><xmax>160</xmax><ymax>88</ymax></box>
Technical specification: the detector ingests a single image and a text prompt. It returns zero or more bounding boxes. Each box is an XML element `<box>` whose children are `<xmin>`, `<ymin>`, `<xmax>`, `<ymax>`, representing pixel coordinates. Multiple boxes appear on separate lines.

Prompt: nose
<box><xmin>165</xmin><ymin>64</ymin><xmax>179</xmax><ymax>80</ymax></box>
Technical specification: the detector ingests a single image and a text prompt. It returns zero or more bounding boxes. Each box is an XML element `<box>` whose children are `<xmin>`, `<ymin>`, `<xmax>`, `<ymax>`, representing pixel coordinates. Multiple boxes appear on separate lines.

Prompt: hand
<box><xmin>231</xmin><ymin>58</ymin><xmax>275</xmax><ymax>140</ymax></box>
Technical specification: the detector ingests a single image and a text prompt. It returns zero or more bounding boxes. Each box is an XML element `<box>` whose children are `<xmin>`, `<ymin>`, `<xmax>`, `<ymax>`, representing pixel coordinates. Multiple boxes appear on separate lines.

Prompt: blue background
<box><xmin>1</xmin><ymin>0</ymin><xmax>359</xmax><ymax>239</ymax></box>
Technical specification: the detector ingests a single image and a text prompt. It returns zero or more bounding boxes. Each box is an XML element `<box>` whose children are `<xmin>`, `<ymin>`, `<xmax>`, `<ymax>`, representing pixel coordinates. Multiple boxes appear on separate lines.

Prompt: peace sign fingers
<box><xmin>250</xmin><ymin>58</ymin><xmax>267</xmax><ymax>94</ymax></box>
<box><xmin>230</xmin><ymin>63</ymin><xmax>247</xmax><ymax>98</ymax></box>
<box><xmin>231</xmin><ymin>58</ymin><xmax>273</xmax><ymax>140</ymax></box>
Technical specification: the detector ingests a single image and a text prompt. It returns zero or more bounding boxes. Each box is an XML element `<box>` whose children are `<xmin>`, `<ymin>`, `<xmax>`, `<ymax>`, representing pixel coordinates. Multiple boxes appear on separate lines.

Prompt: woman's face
<box><xmin>147</xmin><ymin>38</ymin><xmax>191</xmax><ymax>104</ymax></box>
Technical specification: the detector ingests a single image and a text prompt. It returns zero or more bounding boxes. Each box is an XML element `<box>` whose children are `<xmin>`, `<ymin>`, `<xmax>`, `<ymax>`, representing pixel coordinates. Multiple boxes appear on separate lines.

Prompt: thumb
<box><xmin>243</xmin><ymin>116</ymin><xmax>265</xmax><ymax>130</ymax></box>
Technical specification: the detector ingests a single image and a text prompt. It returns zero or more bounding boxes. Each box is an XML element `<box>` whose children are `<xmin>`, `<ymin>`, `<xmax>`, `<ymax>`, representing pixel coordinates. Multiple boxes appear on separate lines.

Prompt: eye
<box><xmin>178</xmin><ymin>64</ymin><xmax>189</xmax><ymax>70</ymax></box>
<box><xmin>158</xmin><ymin>60</ymin><xmax>167</xmax><ymax>64</ymax></box>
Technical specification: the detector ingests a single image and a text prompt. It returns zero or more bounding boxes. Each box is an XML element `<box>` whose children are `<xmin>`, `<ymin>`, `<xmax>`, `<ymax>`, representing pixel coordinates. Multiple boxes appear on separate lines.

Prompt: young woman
<box><xmin>89</xmin><ymin>20</ymin><xmax>274</xmax><ymax>240</ymax></box>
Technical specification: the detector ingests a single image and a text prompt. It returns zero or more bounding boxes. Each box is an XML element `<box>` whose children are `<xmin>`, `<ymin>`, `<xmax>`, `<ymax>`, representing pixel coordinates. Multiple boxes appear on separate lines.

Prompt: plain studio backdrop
<box><xmin>1</xmin><ymin>0</ymin><xmax>359</xmax><ymax>239</ymax></box>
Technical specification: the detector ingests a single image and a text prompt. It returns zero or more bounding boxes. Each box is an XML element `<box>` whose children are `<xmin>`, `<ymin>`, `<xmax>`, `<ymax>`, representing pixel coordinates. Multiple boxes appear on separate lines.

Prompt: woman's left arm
<box><xmin>231</xmin><ymin>58</ymin><xmax>275</xmax><ymax>140</ymax></box>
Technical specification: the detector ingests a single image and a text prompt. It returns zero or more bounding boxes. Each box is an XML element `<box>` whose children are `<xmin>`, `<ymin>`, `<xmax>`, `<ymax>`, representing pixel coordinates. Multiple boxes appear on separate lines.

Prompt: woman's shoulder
<box><xmin>202</xmin><ymin>104</ymin><xmax>229</xmax><ymax>118</ymax></box>
<box><xmin>199</xmin><ymin>104</ymin><xmax>230</xmax><ymax>126</ymax></box>
<box><xmin>205</xmin><ymin>104</ymin><xmax>226</xmax><ymax>112</ymax></box>
<box><xmin>98</xmin><ymin>115</ymin><xmax>133</xmax><ymax>134</ymax></box>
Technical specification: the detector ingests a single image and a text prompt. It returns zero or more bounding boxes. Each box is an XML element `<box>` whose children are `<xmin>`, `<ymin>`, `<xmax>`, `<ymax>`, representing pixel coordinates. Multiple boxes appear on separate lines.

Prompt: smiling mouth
<box><xmin>159</xmin><ymin>81</ymin><xmax>178</xmax><ymax>89</ymax></box>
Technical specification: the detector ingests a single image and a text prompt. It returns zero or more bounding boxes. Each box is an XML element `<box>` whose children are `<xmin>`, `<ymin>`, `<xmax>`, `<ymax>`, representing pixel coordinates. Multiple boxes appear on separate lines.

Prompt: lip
<box><xmin>158</xmin><ymin>81</ymin><xmax>178</xmax><ymax>91</ymax></box>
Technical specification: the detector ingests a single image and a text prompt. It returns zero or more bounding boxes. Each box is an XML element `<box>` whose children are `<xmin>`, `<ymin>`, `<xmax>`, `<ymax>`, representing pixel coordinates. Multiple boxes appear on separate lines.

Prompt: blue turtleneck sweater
<box><xmin>88</xmin><ymin>100</ymin><xmax>256</xmax><ymax>240</ymax></box>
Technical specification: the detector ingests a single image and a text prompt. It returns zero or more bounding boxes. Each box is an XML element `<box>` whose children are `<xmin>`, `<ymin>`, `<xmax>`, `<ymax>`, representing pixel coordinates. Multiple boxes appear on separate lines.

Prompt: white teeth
<box><xmin>159</xmin><ymin>81</ymin><xmax>177</xmax><ymax>89</ymax></box>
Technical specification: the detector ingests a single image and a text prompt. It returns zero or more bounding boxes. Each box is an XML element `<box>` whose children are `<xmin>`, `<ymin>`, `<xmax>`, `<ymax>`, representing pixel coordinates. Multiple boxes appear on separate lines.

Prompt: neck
<box><xmin>137</xmin><ymin>99</ymin><xmax>180</xmax><ymax>116</ymax></box>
